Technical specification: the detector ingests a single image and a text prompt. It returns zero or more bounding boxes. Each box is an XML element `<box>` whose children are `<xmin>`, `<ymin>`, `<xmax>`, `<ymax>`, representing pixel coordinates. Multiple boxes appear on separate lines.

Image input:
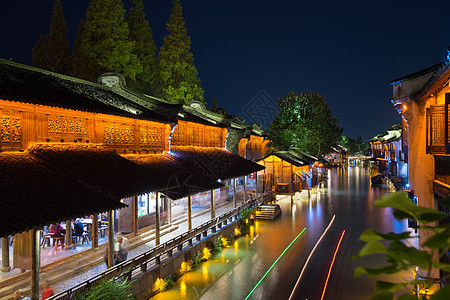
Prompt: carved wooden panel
<box><xmin>104</xmin><ymin>122</ymin><xmax>134</xmax><ymax>147</ymax></box>
<box><xmin>48</xmin><ymin>115</ymin><xmax>87</xmax><ymax>138</ymax></box>
<box><xmin>1</xmin><ymin>115</ymin><xmax>21</xmax><ymax>142</ymax></box>
<box><xmin>171</xmin><ymin>124</ymin><xmax>185</xmax><ymax>146</ymax></box>
<box><xmin>205</xmin><ymin>127</ymin><xmax>222</xmax><ymax>147</ymax></box>
<box><xmin>189</xmin><ymin>126</ymin><xmax>203</xmax><ymax>146</ymax></box>
<box><xmin>140</xmin><ymin>126</ymin><xmax>163</xmax><ymax>149</ymax></box>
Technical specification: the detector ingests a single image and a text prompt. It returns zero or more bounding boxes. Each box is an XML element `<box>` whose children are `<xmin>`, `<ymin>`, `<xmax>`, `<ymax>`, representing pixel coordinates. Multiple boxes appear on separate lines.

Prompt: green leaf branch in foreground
<box><xmin>353</xmin><ymin>191</ymin><xmax>450</xmax><ymax>299</ymax></box>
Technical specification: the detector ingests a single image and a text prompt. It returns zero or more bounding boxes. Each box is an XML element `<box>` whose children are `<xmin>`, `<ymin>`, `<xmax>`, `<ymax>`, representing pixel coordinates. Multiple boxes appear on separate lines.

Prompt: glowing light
<box><xmin>180</xmin><ymin>261</ymin><xmax>190</xmax><ymax>274</ymax></box>
<box><xmin>289</xmin><ymin>215</ymin><xmax>336</xmax><ymax>300</ymax></box>
<box><xmin>202</xmin><ymin>264</ymin><xmax>209</xmax><ymax>284</ymax></box>
<box><xmin>245</xmin><ymin>227</ymin><xmax>307</xmax><ymax>300</ymax></box>
<box><xmin>255</xmin><ymin>221</ymin><xmax>259</xmax><ymax>234</ymax></box>
<box><xmin>403</xmin><ymin>105</ymin><xmax>407</xmax><ymax>111</ymax></box>
<box><xmin>405</xmin><ymin>183</ymin><xmax>410</xmax><ymax>188</ymax></box>
<box><xmin>201</xmin><ymin>247</ymin><xmax>212</xmax><ymax>261</ymax></box>
<box><xmin>249</xmin><ymin>225</ymin><xmax>254</xmax><ymax>240</ymax></box>
<box><xmin>235</xmin><ymin>228</ymin><xmax>241</xmax><ymax>236</ymax></box>
<box><xmin>320</xmin><ymin>230</ymin><xmax>345</xmax><ymax>300</ymax></box>
<box><xmin>221</xmin><ymin>237</ymin><xmax>230</xmax><ymax>248</ymax></box>
<box><xmin>155</xmin><ymin>278</ymin><xmax>166</xmax><ymax>292</ymax></box>
<box><xmin>234</xmin><ymin>240</ymin><xmax>239</xmax><ymax>254</ymax></box>
<box><xmin>180</xmin><ymin>281</ymin><xmax>187</xmax><ymax>297</ymax></box>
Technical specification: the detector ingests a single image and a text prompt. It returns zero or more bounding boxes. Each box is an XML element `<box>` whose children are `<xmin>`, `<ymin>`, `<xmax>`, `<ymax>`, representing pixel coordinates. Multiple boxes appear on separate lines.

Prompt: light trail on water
<box><xmin>288</xmin><ymin>215</ymin><xmax>336</xmax><ymax>300</ymax></box>
<box><xmin>244</xmin><ymin>226</ymin><xmax>307</xmax><ymax>300</ymax></box>
<box><xmin>320</xmin><ymin>229</ymin><xmax>345</xmax><ymax>300</ymax></box>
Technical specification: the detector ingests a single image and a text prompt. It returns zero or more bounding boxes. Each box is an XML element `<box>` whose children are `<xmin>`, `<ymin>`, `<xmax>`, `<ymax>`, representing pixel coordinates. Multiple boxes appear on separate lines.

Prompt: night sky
<box><xmin>1</xmin><ymin>0</ymin><xmax>450</xmax><ymax>140</ymax></box>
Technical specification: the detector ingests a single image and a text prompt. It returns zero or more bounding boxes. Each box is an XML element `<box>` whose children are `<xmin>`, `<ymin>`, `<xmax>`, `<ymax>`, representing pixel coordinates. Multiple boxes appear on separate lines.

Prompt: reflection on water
<box><xmin>151</xmin><ymin>166</ymin><xmax>411</xmax><ymax>300</ymax></box>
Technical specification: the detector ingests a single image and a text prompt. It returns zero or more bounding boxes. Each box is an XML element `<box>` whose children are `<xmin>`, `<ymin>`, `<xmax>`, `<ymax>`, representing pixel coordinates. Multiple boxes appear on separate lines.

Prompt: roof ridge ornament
<box><xmin>98</xmin><ymin>73</ymin><xmax>126</xmax><ymax>88</ymax></box>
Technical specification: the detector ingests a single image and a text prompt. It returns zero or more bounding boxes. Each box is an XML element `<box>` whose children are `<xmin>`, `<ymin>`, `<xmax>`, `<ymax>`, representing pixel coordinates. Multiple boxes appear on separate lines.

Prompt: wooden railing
<box><xmin>48</xmin><ymin>196</ymin><xmax>265</xmax><ymax>300</ymax></box>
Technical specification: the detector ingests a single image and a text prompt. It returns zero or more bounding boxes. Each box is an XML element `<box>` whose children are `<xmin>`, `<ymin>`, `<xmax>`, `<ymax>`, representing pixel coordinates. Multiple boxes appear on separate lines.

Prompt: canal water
<box><xmin>151</xmin><ymin>166</ymin><xmax>410</xmax><ymax>300</ymax></box>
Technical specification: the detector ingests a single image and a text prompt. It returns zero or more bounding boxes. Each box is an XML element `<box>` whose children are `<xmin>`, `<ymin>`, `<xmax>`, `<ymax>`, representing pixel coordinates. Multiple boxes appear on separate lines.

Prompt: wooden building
<box><xmin>369</xmin><ymin>124</ymin><xmax>406</xmax><ymax>179</ymax></box>
<box><xmin>257</xmin><ymin>148</ymin><xmax>318</xmax><ymax>194</ymax></box>
<box><xmin>0</xmin><ymin>59</ymin><xmax>264</xmax><ymax>298</ymax></box>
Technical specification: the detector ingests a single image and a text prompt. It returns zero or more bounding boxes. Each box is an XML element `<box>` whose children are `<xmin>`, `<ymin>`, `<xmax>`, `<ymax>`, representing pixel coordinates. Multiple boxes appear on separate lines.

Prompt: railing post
<box><xmin>224</xmin><ymin>219</ymin><xmax>228</xmax><ymax>226</ymax></box>
<box><xmin>168</xmin><ymin>249</ymin><xmax>172</xmax><ymax>258</ymax></box>
<box><xmin>196</xmin><ymin>234</ymin><xmax>201</xmax><ymax>241</ymax></box>
<box><xmin>155</xmin><ymin>256</ymin><xmax>160</xmax><ymax>264</ymax></box>
<box><xmin>203</xmin><ymin>231</ymin><xmax>207</xmax><ymax>238</ymax></box>
<box><xmin>189</xmin><ymin>238</ymin><xmax>193</xmax><ymax>245</ymax></box>
<box><xmin>141</xmin><ymin>263</ymin><xmax>147</xmax><ymax>272</ymax></box>
<box><xmin>212</xmin><ymin>226</ymin><xmax>216</xmax><ymax>233</ymax></box>
<box><xmin>178</xmin><ymin>244</ymin><xmax>183</xmax><ymax>251</ymax></box>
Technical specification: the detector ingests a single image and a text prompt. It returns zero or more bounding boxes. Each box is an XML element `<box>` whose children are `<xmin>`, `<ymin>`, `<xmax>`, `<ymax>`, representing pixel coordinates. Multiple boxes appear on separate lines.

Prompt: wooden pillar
<box><xmin>244</xmin><ymin>176</ymin><xmax>247</xmax><ymax>202</ymax></box>
<box><xmin>30</xmin><ymin>229</ymin><xmax>39</xmax><ymax>300</ymax></box>
<box><xmin>210</xmin><ymin>189</ymin><xmax>216</xmax><ymax>219</ymax></box>
<box><xmin>167</xmin><ymin>197</ymin><xmax>172</xmax><ymax>225</ymax></box>
<box><xmin>107</xmin><ymin>210</ymin><xmax>114</xmax><ymax>268</ymax></box>
<box><xmin>133</xmin><ymin>195</ymin><xmax>138</xmax><ymax>235</ymax></box>
<box><xmin>65</xmin><ymin>220</ymin><xmax>72</xmax><ymax>250</ymax></box>
<box><xmin>291</xmin><ymin>164</ymin><xmax>294</xmax><ymax>193</ymax></box>
<box><xmin>155</xmin><ymin>192</ymin><xmax>160</xmax><ymax>246</ymax></box>
<box><xmin>255</xmin><ymin>172</ymin><xmax>258</xmax><ymax>201</ymax></box>
<box><xmin>92</xmin><ymin>214</ymin><xmax>99</xmax><ymax>249</ymax></box>
<box><xmin>1</xmin><ymin>237</ymin><xmax>10</xmax><ymax>272</ymax></box>
<box><xmin>188</xmin><ymin>195</ymin><xmax>192</xmax><ymax>231</ymax></box>
<box><xmin>233</xmin><ymin>178</ymin><xmax>237</xmax><ymax>208</ymax></box>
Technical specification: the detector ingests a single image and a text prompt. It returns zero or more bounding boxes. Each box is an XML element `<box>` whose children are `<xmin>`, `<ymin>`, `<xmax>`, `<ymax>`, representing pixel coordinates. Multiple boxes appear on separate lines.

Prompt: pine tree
<box><xmin>69</xmin><ymin>20</ymin><xmax>91</xmax><ymax>80</ymax></box>
<box><xmin>156</xmin><ymin>0</ymin><xmax>204</xmax><ymax>103</ymax></box>
<box><xmin>211</xmin><ymin>96</ymin><xmax>218</xmax><ymax>111</ymax></box>
<box><xmin>32</xmin><ymin>31</ymin><xmax>50</xmax><ymax>70</ymax></box>
<box><xmin>47</xmin><ymin>0</ymin><xmax>70</xmax><ymax>74</ymax></box>
<box><xmin>126</xmin><ymin>0</ymin><xmax>157</xmax><ymax>93</ymax></box>
<box><xmin>82</xmin><ymin>0</ymin><xmax>142</xmax><ymax>83</ymax></box>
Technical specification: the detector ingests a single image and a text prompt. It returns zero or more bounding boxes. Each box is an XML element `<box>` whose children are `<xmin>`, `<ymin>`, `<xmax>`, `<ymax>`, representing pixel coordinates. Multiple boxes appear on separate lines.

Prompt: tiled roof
<box><xmin>170</xmin><ymin>146</ymin><xmax>265</xmax><ymax>180</ymax></box>
<box><xmin>124</xmin><ymin>154</ymin><xmax>223</xmax><ymax>200</ymax></box>
<box><xmin>258</xmin><ymin>148</ymin><xmax>318</xmax><ymax>167</ymax></box>
<box><xmin>0</xmin><ymin>59</ymin><xmax>181</xmax><ymax>123</ymax></box>
<box><xmin>0</xmin><ymin>152</ymin><xmax>125</xmax><ymax>238</ymax></box>
<box><xmin>28</xmin><ymin>143</ymin><xmax>175</xmax><ymax>198</ymax></box>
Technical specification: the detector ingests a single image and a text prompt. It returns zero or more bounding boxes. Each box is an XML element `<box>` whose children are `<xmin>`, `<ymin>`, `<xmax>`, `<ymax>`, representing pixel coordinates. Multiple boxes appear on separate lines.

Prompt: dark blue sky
<box><xmin>1</xmin><ymin>0</ymin><xmax>449</xmax><ymax>140</ymax></box>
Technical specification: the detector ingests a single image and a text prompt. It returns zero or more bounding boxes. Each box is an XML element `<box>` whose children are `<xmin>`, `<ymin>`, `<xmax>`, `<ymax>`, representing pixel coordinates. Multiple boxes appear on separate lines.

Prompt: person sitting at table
<box><xmin>72</xmin><ymin>219</ymin><xmax>84</xmax><ymax>237</ymax></box>
<box><xmin>49</xmin><ymin>223</ymin><xmax>63</xmax><ymax>237</ymax></box>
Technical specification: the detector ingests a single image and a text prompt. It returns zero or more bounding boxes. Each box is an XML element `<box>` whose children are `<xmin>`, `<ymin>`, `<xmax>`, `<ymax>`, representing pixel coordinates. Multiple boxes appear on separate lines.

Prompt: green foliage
<box><xmin>126</xmin><ymin>0</ymin><xmax>157</xmax><ymax>93</ymax></box>
<box><xmin>32</xmin><ymin>0</ymin><xmax>70</xmax><ymax>74</ymax></box>
<box><xmin>82</xmin><ymin>0</ymin><xmax>142</xmax><ymax>82</ymax></box>
<box><xmin>32</xmin><ymin>32</ymin><xmax>50</xmax><ymax>70</ymax></box>
<box><xmin>47</xmin><ymin>0</ymin><xmax>70</xmax><ymax>74</ymax></box>
<box><xmin>268</xmin><ymin>92</ymin><xmax>342</xmax><ymax>157</ymax></box>
<box><xmin>69</xmin><ymin>19</ymin><xmax>90</xmax><ymax>79</ymax></box>
<box><xmin>162</xmin><ymin>274</ymin><xmax>178</xmax><ymax>291</ymax></box>
<box><xmin>212</xmin><ymin>236</ymin><xmax>223</xmax><ymax>255</ymax></box>
<box><xmin>238</xmin><ymin>208</ymin><xmax>253</xmax><ymax>235</ymax></box>
<box><xmin>156</xmin><ymin>0</ymin><xmax>204</xmax><ymax>103</ymax></box>
<box><xmin>353</xmin><ymin>192</ymin><xmax>450</xmax><ymax>299</ymax></box>
<box><xmin>340</xmin><ymin>134</ymin><xmax>370</xmax><ymax>156</ymax></box>
<box><xmin>73</xmin><ymin>279</ymin><xmax>132</xmax><ymax>300</ymax></box>
<box><xmin>192</xmin><ymin>250</ymin><xmax>201</xmax><ymax>266</ymax></box>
